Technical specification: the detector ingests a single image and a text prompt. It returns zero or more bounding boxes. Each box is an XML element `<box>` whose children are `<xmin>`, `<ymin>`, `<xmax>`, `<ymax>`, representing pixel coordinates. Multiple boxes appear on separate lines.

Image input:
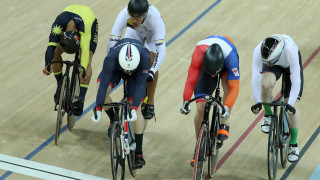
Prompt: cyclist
<box><xmin>180</xmin><ymin>35</ymin><xmax>240</xmax><ymax>167</ymax></box>
<box><xmin>251</xmin><ymin>34</ymin><xmax>303</xmax><ymax>162</ymax></box>
<box><xmin>104</xmin><ymin>0</ymin><xmax>166</xmax><ymax>123</ymax></box>
<box><xmin>42</xmin><ymin>4</ymin><xmax>98</xmax><ymax>116</ymax></box>
<box><xmin>92</xmin><ymin>38</ymin><xmax>150</xmax><ymax>169</ymax></box>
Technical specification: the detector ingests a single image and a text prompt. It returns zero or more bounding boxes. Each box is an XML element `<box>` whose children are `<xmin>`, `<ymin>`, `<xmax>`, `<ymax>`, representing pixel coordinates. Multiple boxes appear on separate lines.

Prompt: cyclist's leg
<box><xmin>52</xmin><ymin>45</ymin><xmax>64</xmax><ymax>104</ymax></box>
<box><xmin>127</xmin><ymin>77</ymin><xmax>146</xmax><ymax>168</ymax></box>
<box><xmin>260</xmin><ymin>65</ymin><xmax>281</xmax><ymax>133</ymax></box>
<box><xmin>143</xmin><ymin>37</ymin><xmax>158</xmax><ymax>119</ymax></box>
<box><xmin>72</xmin><ymin>51</ymin><xmax>93</xmax><ymax>116</ymax></box>
<box><xmin>284</xmin><ymin>52</ymin><xmax>303</xmax><ymax>162</ymax></box>
<box><xmin>194</xmin><ymin>68</ymin><xmax>217</xmax><ymax>139</ymax></box>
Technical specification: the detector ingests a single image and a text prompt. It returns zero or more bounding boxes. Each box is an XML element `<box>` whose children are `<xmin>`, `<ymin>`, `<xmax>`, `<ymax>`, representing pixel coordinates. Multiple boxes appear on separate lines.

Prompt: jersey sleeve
<box><xmin>96</xmin><ymin>56</ymin><xmax>116</xmax><ymax>107</ymax></box>
<box><xmin>149</xmin><ymin>8</ymin><xmax>166</xmax><ymax>74</ymax></box>
<box><xmin>287</xmin><ymin>46</ymin><xmax>302</xmax><ymax>106</ymax></box>
<box><xmin>183</xmin><ymin>46</ymin><xmax>205</xmax><ymax>101</ymax></box>
<box><xmin>251</xmin><ymin>44</ymin><xmax>263</xmax><ymax>103</ymax></box>
<box><xmin>45</xmin><ymin>16</ymin><xmax>64</xmax><ymax>66</ymax></box>
<box><xmin>79</xmin><ymin>32</ymin><xmax>91</xmax><ymax>69</ymax></box>
<box><xmin>132</xmin><ymin>48</ymin><xmax>150</xmax><ymax>110</ymax></box>
<box><xmin>107</xmin><ymin>7</ymin><xmax>128</xmax><ymax>53</ymax></box>
<box><xmin>224</xmin><ymin>51</ymin><xmax>240</xmax><ymax>109</ymax></box>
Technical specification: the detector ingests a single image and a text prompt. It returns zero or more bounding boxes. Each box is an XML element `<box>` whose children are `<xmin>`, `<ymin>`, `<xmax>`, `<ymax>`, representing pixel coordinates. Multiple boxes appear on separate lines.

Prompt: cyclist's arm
<box><xmin>96</xmin><ymin>56</ymin><xmax>116</xmax><ymax>107</ymax></box>
<box><xmin>107</xmin><ymin>7</ymin><xmax>128</xmax><ymax>53</ymax></box>
<box><xmin>287</xmin><ymin>47</ymin><xmax>302</xmax><ymax>106</ymax></box>
<box><xmin>183</xmin><ymin>46</ymin><xmax>204</xmax><ymax>101</ymax></box>
<box><xmin>132</xmin><ymin>49</ymin><xmax>150</xmax><ymax>110</ymax></box>
<box><xmin>149</xmin><ymin>8</ymin><xmax>166</xmax><ymax>74</ymax></box>
<box><xmin>251</xmin><ymin>44</ymin><xmax>263</xmax><ymax>103</ymax></box>
<box><xmin>45</xmin><ymin>18</ymin><xmax>65</xmax><ymax>66</ymax></box>
<box><xmin>224</xmin><ymin>51</ymin><xmax>240</xmax><ymax>109</ymax></box>
<box><xmin>79</xmin><ymin>32</ymin><xmax>92</xmax><ymax>69</ymax></box>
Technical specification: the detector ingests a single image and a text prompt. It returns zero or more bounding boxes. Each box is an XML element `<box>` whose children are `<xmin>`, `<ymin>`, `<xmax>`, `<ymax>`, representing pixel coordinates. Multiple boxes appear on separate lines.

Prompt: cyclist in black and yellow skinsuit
<box><xmin>43</xmin><ymin>4</ymin><xmax>98</xmax><ymax>116</ymax></box>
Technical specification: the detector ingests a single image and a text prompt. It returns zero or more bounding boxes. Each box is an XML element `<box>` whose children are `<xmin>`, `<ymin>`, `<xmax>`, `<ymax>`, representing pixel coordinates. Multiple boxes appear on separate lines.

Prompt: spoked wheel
<box><xmin>55</xmin><ymin>76</ymin><xmax>67</xmax><ymax>145</ymax></box>
<box><xmin>67</xmin><ymin>70</ymin><xmax>80</xmax><ymax>131</ymax></box>
<box><xmin>208</xmin><ymin>117</ymin><xmax>220</xmax><ymax>177</ymax></box>
<box><xmin>267</xmin><ymin>118</ymin><xmax>279</xmax><ymax>180</ymax></box>
<box><xmin>193</xmin><ymin>125</ymin><xmax>208</xmax><ymax>180</ymax></box>
<box><xmin>110</xmin><ymin>121</ymin><xmax>125</xmax><ymax>180</ymax></box>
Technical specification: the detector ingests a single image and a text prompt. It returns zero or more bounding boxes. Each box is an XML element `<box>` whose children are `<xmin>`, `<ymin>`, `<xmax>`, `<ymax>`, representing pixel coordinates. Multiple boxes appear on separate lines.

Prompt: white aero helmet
<box><xmin>119</xmin><ymin>44</ymin><xmax>140</xmax><ymax>74</ymax></box>
<box><xmin>260</xmin><ymin>34</ymin><xmax>285</xmax><ymax>66</ymax></box>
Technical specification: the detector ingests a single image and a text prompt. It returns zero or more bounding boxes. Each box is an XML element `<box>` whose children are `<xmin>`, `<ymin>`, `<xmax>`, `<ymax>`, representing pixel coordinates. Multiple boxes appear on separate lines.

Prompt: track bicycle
<box><xmin>254</xmin><ymin>75</ymin><xmax>291</xmax><ymax>180</ymax></box>
<box><xmin>186</xmin><ymin>77</ymin><xmax>226</xmax><ymax>180</ymax></box>
<box><xmin>46</xmin><ymin>51</ymin><xmax>86</xmax><ymax>145</ymax></box>
<box><xmin>93</xmin><ymin>77</ymin><xmax>137</xmax><ymax>180</ymax></box>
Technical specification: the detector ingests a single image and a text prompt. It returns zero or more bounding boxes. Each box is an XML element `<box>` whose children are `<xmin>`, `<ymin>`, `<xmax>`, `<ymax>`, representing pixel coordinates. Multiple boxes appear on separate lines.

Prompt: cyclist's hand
<box><xmin>80</xmin><ymin>71</ymin><xmax>88</xmax><ymax>81</ymax></box>
<box><xmin>42</xmin><ymin>66</ymin><xmax>52</xmax><ymax>75</ymax></box>
<box><xmin>286</xmin><ymin>104</ymin><xmax>296</xmax><ymax>115</ymax></box>
<box><xmin>147</xmin><ymin>71</ymin><xmax>154</xmax><ymax>82</ymax></box>
<box><xmin>127</xmin><ymin>109</ymin><xmax>137</xmax><ymax>122</ymax></box>
<box><xmin>91</xmin><ymin>107</ymin><xmax>102</xmax><ymax>123</ymax></box>
<box><xmin>180</xmin><ymin>101</ymin><xmax>191</xmax><ymax>115</ymax></box>
<box><xmin>220</xmin><ymin>106</ymin><xmax>230</xmax><ymax>119</ymax></box>
<box><xmin>251</xmin><ymin>103</ymin><xmax>262</xmax><ymax>114</ymax></box>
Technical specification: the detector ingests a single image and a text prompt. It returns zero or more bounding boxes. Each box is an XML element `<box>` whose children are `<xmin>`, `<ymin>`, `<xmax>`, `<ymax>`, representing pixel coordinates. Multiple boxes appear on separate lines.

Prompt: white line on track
<box><xmin>0</xmin><ymin>154</ymin><xmax>109</xmax><ymax>180</ymax></box>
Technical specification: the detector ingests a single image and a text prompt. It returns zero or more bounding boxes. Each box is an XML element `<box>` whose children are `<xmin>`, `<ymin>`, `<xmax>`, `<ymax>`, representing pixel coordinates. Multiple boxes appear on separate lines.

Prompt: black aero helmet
<box><xmin>128</xmin><ymin>0</ymin><xmax>149</xmax><ymax>16</ymax></box>
<box><xmin>59</xmin><ymin>31</ymin><xmax>80</xmax><ymax>54</ymax></box>
<box><xmin>203</xmin><ymin>44</ymin><xmax>224</xmax><ymax>74</ymax></box>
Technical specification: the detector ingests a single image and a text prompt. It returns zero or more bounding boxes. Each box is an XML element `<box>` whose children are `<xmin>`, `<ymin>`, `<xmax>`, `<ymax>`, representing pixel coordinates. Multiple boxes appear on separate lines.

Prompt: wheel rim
<box><xmin>110</xmin><ymin>123</ymin><xmax>125</xmax><ymax>180</ymax></box>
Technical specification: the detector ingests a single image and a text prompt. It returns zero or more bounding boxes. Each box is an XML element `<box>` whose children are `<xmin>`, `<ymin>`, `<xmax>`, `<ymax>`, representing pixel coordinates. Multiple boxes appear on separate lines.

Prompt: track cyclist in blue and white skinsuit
<box><xmin>92</xmin><ymin>38</ymin><xmax>151</xmax><ymax>169</ymax></box>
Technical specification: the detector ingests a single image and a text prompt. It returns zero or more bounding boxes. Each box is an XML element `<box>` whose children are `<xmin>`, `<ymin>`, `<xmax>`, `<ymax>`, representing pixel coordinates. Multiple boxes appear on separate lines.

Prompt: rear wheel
<box><xmin>55</xmin><ymin>76</ymin><xmax>68</xmax><ymax>145</ymax></box>
<box><xmin>67</xmin><ymin>69</ymin><xmax>80</xmax><ymax>131</ymax></box>
<box><xmin>110</xmin><ymin>121</ymin><xmax>125</xmax><ymax>180</ymax></box>
<box><xmin>208</xmin><ymin>109</ymin><xmax>220</xmax><ymax>177</ymax></box>
<box><xmin>267</xmin><ymin>118</ymin><xmax>278</xmax><ymax>180</ymax></box>
<box><xmin>193</xmin><ymin>124</ymin><xmax>207</xmax><ymax>180</ymax></box>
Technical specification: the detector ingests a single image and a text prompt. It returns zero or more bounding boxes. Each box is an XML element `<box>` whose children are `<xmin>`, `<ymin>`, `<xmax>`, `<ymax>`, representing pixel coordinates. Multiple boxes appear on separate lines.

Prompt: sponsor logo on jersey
<box><xmin>232</xmin><ymin>68</ymin><xmax>240</xmax><ymax>76</ymax></box>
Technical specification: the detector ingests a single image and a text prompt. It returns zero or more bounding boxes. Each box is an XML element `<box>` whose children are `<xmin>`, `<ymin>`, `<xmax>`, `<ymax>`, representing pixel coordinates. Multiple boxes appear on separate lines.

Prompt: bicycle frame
<box><xmin>187</xmin><ymin>76</ymin><xmax>225</xmax><ymax>179</ymax></box>
<box><xmin>46</xmin><ymin>52</ymin><xmax>86</xmax><ymax>145</ymax></box>
<box><xmin>97</xmin><ymin>78</ymin><xmax>137</xmax><ymax>179</ymax></box>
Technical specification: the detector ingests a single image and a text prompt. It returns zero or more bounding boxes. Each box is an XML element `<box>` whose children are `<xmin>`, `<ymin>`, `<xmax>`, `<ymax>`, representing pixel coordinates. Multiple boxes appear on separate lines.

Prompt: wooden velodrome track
<box><xmin>1</xmin><ymin>0</ymin><xmax>320</xmax><ymax>179</ymax></box>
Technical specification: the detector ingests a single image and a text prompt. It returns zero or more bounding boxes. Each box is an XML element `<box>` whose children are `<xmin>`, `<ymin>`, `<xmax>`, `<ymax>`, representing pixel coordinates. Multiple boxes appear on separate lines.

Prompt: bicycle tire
<box><xmin>110</xmin><ymin>121</ymin><xmax>125</xmax><ymax>180</ymax></box>
<box><xmin>67</xmin><ymin>67</ymin><xmax>80</xmax><ymax>131</ymax></box>
<box><xmin>208</xmin><ymin>106</ymin><xmax>220</xmax><ymax>177</ymax></box>
<box><xmin>279</xmin><ymin>107</ymin><xmax>289</xmax><ymax>168</ymax></box>
<box><xmin>267</xmin><ymin>117</ymin><xmax>279</xmax><ymax>180</ymax></box>
<box><xmin>193</xmin><ymin>124</ymin><xmax>207</xmax><ymax>180</ymax></box>
<box><xmin>55</xmin><ymin>76</ymin><xmax>67</xmax><ymax>145</ymax></box>
<box><xmin>127</xmin><ymin>123</ymin><xmax>137</xmax><ymax>177</ymax></box>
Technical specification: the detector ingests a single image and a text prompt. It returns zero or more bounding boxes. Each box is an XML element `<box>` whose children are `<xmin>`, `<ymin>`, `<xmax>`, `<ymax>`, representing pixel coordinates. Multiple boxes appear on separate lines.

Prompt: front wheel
<box><xmin>110</xmin><ymin>121</ymin><xmax>125</xmax><ymax>180</ymax></box>
<box><xmin>208</xmin><ymin>113</ymin><xmax>220</xmax><ymax>177</ymax></box>
<box><xmin>193</xmin><ymin>124</ymin><xmax>208</xmax><ymax>180</ymax></box>
<box><xmin>267</xmin><ymin>118</ymin><xmax>279</xmax><ymax>180</ymax></box>
<box><xmin>55</xmin><ymin>76</ymin><xmax>68</xmax><ymax>145</ymax></box>
<box><xmin>67</xmin><ymin>67</ymin><xmax>80</xmax><ymax>131</ymax></box>
<box><xmin>279</xmin><ymin>107</ymin><xmax>290</xmax><ymax>168</ymax></box>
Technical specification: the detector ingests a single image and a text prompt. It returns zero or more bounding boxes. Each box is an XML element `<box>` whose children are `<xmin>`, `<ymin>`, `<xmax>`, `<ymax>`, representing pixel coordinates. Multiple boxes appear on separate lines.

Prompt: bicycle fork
<box><xmin>122</xmin><ymin>119</ymin><xmax>136</xmax><ymax>157</ymax></box>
